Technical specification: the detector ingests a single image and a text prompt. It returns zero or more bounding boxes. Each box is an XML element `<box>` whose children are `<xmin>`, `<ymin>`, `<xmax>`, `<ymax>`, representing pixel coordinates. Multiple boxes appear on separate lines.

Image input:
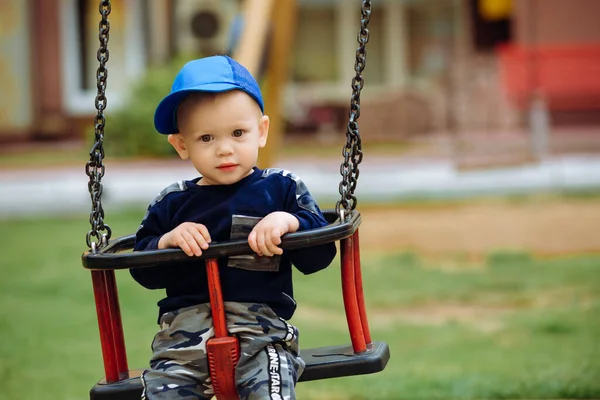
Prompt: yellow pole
<box><xmin>232</xmin><ymin>0</ymin><xmax>297</xmax><ymax>168</ymax></box>
<box><xmin>233</xmin><ymin>0</ymin><xmax>275</xmax><ymax>76</ymax></box>
<box><xmin>258</xmin><ymin>0</ymin><xmax>297</xmax><ymax>168</ymax></box>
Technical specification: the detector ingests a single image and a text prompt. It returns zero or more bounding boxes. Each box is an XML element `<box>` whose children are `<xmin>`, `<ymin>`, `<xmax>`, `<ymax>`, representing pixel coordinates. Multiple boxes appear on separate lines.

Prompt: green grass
<box><xmin>0</xmin><ymin>211</ymin><xmax>599</xmax><ymax>399</ymax></box>
<box><xmin>293</xmin><ymin>251</ymin><xmax>600</xmax><ymax>399</ymax></box>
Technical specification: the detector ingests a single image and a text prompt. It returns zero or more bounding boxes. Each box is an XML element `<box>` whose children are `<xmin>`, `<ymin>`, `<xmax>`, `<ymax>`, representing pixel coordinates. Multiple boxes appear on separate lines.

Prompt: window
<box><xmin>469</xmin><ymin>0</ymin><xmax>512</xmax><ymax>51</ymax></box>
<box><xmin>292</xmin><ymin>7</ymin><xmax>337</xmax><ymax>83</ymax></box>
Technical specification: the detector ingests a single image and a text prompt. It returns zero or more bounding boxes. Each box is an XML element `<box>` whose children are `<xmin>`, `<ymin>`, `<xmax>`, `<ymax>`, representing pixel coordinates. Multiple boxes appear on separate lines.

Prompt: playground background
<box><xmin>1</xmin><ymin>0</ymin><xmax>600</xmax><ymax>398</ymax></box>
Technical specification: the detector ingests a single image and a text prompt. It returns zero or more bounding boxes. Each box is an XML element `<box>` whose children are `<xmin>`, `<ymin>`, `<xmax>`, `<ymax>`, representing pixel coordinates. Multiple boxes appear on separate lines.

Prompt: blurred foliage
<box><xmin>99</xmin><ymin>57</ymin><xmax>192</xmax><ymax>158</ymax></box>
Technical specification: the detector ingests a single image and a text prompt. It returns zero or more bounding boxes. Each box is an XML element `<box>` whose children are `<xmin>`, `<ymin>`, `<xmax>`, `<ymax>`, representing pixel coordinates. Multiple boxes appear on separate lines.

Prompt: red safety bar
<box><xmin>341</xmin><ymin>231</ymin><xmax>370</xmax><ymax>353</ymax></box>
<box><xmin>205</xmin><ymin>258</ymin><xmax>240</xmax><ymax>399</ymax></box>
<box><xmin>353</xmin><ymin>231</ymin><xmax>372</xmax><ymax>345</ymax></box>
<box><xmin>497</xmin><ymin>42</ymin><xmax>600</xmax><ymax>110</ymax></box>
<box><xmin>90</xmin><ymin>270</ymin><xmax>129</xmax><ymax>382</ymax></box>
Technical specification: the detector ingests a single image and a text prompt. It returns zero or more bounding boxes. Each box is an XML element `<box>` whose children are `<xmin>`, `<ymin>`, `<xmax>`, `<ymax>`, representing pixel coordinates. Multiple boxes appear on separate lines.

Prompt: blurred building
<box><xmin>497</xmin><ymin>0</ymin><xmax>600</xmax><ymax>126</ymax></box>
<box><xmin>0</xmin><ymin>0</ymin><xmax>147</xmax><ymax>142</ymax></box>
<box><xmin>0</xmin><ymin>0</ymin><xmax>598</xmax><ymax>144</ymax></box>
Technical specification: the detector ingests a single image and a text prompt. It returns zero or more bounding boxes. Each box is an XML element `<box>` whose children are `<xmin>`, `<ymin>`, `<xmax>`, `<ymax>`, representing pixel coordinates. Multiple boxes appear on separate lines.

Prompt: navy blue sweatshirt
<box><xmin>131</xmin><ymin>168</ymin><xmax>337</xmax><ymax>322</ymax></box>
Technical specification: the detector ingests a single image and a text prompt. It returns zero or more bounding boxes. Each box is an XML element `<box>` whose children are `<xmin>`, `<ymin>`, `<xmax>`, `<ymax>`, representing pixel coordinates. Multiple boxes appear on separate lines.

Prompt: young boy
<box><xmin>131</xmin><ymin>55</ymin><xmax>337</xmax><ymax>400</ymax></box>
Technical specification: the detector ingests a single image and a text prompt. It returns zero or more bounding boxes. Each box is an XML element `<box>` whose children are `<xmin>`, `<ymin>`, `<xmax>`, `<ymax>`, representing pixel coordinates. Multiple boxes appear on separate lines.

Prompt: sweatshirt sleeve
<box><xmin>282</xmin><ymin>175</ymin><xmax>337</xmax><ymax>274</ymax></box>
<box><xmin>130</xmin><ymin>192</ymin><xmax>183</xmax><ymax>289</ymax></box>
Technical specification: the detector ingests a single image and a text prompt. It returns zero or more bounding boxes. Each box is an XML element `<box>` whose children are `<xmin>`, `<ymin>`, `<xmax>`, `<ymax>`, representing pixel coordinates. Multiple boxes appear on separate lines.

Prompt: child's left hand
<box><xmin>248</xmin><ymin>212</ymin><xmax>300</xmax><ymax>257</ymax></box>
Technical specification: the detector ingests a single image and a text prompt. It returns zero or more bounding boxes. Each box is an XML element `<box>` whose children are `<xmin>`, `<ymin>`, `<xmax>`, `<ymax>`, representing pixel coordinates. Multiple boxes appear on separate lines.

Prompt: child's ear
<box><xmin>167</xmin><ymin>134</ymin><xmax>189</xmax><ymax>160</ymax></box>
<box><xmin>258</xmin><ymin>115</ymin><xmax>269</xmax><ymax>148</ymax></box>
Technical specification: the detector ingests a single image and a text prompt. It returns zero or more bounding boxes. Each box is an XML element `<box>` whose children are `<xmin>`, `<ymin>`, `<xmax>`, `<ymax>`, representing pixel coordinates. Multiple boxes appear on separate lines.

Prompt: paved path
<box><xmin>1</xmin><ymin>154</ymin><xmax>600</xmax><ymax>218</ymax></box>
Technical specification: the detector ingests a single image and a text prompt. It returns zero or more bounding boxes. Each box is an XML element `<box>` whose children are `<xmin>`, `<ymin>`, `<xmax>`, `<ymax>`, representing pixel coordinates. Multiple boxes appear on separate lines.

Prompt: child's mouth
<box><xmin>217</xmin><ymin>164</ymin><xmax>238</xmax><ymax>172</ymax></box>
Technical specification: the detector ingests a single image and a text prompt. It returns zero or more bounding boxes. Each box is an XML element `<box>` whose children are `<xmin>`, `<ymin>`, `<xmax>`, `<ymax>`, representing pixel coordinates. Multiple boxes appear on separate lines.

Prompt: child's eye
<box><xmin>199</xmin><ymin>135</ymin><xmax>212</xmax><ymax>142</ymax></box>
<box><xmin>232</xmin><ymin>129</ymin><xmax>244</xmax><ymax>138</ymax></box>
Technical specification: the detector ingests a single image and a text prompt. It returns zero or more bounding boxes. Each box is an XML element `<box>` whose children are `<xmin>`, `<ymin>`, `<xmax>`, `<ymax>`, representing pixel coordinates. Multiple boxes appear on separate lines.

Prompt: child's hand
<box><xmin>248</xmin><ymin>212</ymin><xmax>300</xmax><ymax>257</ymax></box>
<box><xmin>158</xmin><ymin>222</ymin><xmax>212</xmax><ymax>257</ymax></box>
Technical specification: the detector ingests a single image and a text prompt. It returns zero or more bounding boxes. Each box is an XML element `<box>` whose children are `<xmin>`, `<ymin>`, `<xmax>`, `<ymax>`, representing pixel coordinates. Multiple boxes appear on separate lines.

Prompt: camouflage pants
<box><xmin>141</xmin><ymin>302</ymin><xmax>305</xmax><ymax>400</ymax></box>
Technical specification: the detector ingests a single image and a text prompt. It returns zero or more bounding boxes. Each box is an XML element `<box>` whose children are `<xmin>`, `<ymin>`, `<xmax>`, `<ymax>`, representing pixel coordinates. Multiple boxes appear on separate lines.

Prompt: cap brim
<box><xmin>154</xmin><ymin>83</ymin><xmax>243</xmax><ymax>134</ymax></box>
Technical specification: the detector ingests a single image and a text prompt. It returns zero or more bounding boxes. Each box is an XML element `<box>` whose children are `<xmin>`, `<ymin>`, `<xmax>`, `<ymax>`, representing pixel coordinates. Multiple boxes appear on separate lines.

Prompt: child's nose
<box><xmin>216</xmin><ymin>140</ymin><xmax>234</xmax><ymax>156</ymax></box>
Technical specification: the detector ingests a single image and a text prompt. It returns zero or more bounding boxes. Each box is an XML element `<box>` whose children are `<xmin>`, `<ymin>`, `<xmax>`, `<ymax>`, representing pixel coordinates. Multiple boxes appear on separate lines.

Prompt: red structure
<box><xmin>497</xmin><ymin>43</ymin><xmax>600</xmax><ymax>110</ymax></box>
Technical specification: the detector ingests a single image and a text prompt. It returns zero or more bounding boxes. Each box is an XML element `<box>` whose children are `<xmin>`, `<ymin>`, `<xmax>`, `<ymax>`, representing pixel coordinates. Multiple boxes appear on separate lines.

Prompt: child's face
<box><xmin>168</xmin><ymin>90</ymin><xmax>269</xmax><ymax>186</ymax></box>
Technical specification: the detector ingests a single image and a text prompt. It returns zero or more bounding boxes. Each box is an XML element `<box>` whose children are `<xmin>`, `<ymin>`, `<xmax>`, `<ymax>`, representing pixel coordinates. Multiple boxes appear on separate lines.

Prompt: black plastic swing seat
<box><xmin>85</xmin><ymin>211</ymin><xmax>390</xmax><ymax>399</ymax></box>
<box><xmin>90</xmin><ymin>341</ymin><xmax>390</xmax><ymax>400</ymax></box>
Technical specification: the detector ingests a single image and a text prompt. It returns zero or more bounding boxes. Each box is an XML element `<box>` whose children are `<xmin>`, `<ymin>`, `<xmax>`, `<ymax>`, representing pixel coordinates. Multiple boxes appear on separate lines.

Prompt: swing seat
<box><xmin>84</xmin><ymin>211</ymin><xmax>390</xmax><ymax>400</ymax></box>
<box><xmin>89</xmin><ymin>341</ymin><xmax>390</xmax><ymax>400</ymax></box>
<box><xmin>83</xmin><ymin>1</ymin><xmax>379</xmax><ymax>398</ymax></box>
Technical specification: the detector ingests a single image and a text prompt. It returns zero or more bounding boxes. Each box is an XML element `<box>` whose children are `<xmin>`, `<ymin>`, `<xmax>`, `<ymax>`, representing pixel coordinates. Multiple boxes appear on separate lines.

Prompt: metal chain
<box><xmin>85</xmin><ymin>0</ymin><xmax>112</xmax><ymax>251</ymax></box>
<box><xmin>336</xmin><ymin>0</ymin><xmax>372</xmax><ymax>220</ymax></box>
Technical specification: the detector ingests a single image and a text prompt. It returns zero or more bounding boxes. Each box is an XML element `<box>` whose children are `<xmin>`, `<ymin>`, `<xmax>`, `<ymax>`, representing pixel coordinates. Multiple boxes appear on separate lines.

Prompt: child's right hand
<box><xmin>158</xmin><ymin>222</ymin><xmax>212</xmax><ymax>257</ymax></box>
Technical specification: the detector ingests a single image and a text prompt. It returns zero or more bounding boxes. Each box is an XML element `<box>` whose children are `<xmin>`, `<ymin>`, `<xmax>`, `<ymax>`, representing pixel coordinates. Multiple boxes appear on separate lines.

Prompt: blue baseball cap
<box><xmin>154</xmin><ymin>55</ymin><xmax>264</xmax><ymax>134</ymax></box>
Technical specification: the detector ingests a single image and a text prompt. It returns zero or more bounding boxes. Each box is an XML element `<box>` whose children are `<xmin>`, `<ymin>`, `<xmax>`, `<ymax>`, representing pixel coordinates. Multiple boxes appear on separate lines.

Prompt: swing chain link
<box><xmin>336</xmin><ymin>0</ymin><xmax>371</xmax><ymax>220</ymax></box>
<box><xmin>85</xmin><ymin>0</ymin><xmax>112</xmax><ymax>251</ymax></box>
